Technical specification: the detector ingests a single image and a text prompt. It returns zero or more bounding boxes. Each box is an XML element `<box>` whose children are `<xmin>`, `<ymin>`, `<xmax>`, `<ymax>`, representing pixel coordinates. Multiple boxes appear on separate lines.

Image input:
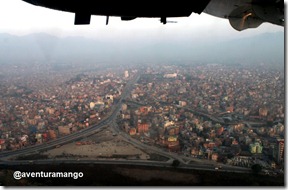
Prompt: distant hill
<box><xmin>0</xmin><ymin>32</ymin><xmax>284</xmax><ymax>67</ymax></box>
<box><xmin>138</xmin><ymin>31</ymin><xmax>284</xmax><ymax>66</ymax></box>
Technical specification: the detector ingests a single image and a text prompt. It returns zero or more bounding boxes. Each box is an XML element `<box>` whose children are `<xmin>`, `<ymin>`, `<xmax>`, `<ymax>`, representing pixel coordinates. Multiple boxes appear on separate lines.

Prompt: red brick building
<box><xmin>137</xmin><ymin>123</ymin><xmax>149</xmax><ymax>133</ymax></box>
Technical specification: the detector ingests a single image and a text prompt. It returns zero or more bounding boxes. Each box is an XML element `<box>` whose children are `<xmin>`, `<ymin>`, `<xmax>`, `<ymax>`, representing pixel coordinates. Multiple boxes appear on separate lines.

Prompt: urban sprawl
<box><xmin>0</xmin><ymin>63</ymin><xmax>284</xmax><ymax>174</ymax></box>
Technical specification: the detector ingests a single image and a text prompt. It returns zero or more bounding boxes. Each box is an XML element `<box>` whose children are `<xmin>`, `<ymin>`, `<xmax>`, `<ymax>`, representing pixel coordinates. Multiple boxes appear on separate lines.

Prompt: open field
<box><xmin>43</xmin><ymin>128</ymin><xmax>151</xmax><ymax>160</ymax></box>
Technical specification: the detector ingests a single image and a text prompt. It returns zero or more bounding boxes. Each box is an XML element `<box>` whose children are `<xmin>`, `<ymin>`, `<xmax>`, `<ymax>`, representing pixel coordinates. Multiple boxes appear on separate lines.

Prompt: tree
<box><xmin>251</xmin><ymin>164</ymin><xmax>262</xmax><ymax>174</ymax></box>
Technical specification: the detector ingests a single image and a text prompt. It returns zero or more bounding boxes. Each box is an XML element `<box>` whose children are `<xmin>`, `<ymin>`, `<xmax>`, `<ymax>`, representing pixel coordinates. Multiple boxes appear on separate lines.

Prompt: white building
<box><xmin>124</xmin><ymin>70</ymin><xmax>129</xmax><ymax>78</ymax></box>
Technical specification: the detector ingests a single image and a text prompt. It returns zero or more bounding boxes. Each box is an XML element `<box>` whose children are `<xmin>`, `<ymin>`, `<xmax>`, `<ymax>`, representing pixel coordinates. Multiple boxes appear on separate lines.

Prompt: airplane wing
<box><xmin>22</xmin><ymin>0</ymin><xmax>284</xmax><ymax>31</ymax></box>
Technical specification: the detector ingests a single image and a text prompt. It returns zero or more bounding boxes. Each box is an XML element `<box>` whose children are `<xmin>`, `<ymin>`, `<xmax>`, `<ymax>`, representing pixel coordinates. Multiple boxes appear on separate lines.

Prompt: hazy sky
<box><xmin>0</xmin><ymin>0</ymin><xmax>284</xmax><ymax>42</ymax></box>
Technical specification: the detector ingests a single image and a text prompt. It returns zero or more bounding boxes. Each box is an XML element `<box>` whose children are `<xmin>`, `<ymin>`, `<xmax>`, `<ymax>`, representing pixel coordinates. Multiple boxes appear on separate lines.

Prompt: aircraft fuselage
<box><xmin>22</xmin><ymin>0</ymin><xmax>210</xmax><ymax>17</ymax></box>
<box><xmin>21</xmin><ymin>0</ymin><xmax>284</xmax><ymax>30</ymax></box>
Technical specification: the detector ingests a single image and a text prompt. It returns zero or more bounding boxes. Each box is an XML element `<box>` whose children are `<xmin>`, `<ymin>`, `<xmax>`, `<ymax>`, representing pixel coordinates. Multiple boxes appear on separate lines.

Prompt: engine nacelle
<box><xmin>228</xmin><ymin>3</ymin><xmax>284</xmax><ymax>31</ymax></box>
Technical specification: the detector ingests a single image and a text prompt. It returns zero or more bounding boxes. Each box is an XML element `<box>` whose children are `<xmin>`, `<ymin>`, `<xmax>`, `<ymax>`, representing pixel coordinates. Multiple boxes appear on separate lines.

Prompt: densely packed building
<box><xmin>0</xmin><ymin>63</ymin><xmax>284</xmax><ymax>171</ymax></box>
<box><xmin>0</xmin><ymin>63</ymin><xmax>128</xmax><ymax>151</ymax></box>
<box><xmin>117</xmin><ymin>64</ymin><xmax>284</xmax><ymax>169</ymax></box>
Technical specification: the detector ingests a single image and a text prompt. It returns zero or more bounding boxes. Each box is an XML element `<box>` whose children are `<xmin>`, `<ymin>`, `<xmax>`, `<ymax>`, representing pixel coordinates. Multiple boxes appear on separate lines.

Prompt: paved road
<box><xmin>0</xmin><ymin>159</ymin><xmax>251</xmax><ymax>174</ymax></box>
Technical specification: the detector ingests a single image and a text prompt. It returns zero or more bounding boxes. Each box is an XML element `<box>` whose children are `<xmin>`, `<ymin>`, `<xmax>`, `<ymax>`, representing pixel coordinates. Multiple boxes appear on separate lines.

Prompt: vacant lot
<box><xmin>44</xmin><ymin>128</ymin><xmax>150</xmax><ymax>160</ymax></box>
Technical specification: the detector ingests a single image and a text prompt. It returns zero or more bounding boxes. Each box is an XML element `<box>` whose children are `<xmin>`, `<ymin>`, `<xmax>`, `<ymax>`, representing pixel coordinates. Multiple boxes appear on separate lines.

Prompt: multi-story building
<box><xmin>137</xmin><ymin>123</ymin><xmax>149</xmax><ymax>133</ymax></box>
<box><xmin>275</xmin><ymin>139</ymin><xmax>284</xmax><ymax>163</ymax></box>
<box><xmin>249</xmin><ymin>142</ymin><xmax>263</xmax><ymax>154</ymax></box>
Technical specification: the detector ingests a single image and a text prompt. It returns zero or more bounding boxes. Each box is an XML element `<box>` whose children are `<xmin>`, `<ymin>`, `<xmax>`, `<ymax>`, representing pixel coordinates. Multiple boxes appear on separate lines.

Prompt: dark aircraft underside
<box><xmin>23</xmin><ymin>0</ymin><xmax>211</xmax><ymax>16</ymax></box>
<box><xmin>22</xmin><ymin>0</ymin><xmax>211</xmax><ymax>24</ymax></box>
<box><xmin>22</xmin><ymin>0</ymin><xmax>284</xmax><ymax>30</ymax></box>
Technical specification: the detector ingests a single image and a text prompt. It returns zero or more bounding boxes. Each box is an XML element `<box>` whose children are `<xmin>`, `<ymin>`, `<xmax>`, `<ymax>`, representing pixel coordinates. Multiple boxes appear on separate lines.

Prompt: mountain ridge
<box><xmin>0</xmin><ymin>31</ymin><xmax>284</xmax><ymax>67</ymax></box>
